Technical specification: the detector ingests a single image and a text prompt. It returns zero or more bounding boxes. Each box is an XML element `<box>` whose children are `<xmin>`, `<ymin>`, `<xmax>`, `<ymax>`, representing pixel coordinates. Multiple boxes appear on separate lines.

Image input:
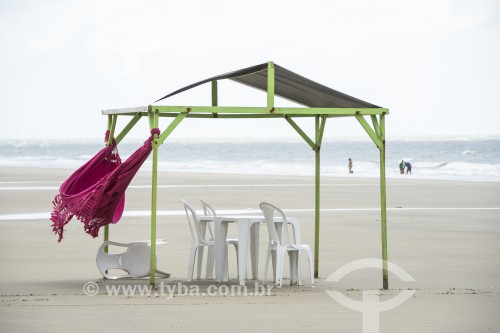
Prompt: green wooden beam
<box><xmin>103</xmin><ymin>105</ymin><xmax>389</xmax><ymax>116</ymax></box>
<box><xmin>148</xmin><ymin>105</ymin><xmax>389</xmax><ymax>116</ymax></box>
<box><xmin>371</xmin><ymin>115</ymin><xmax>381</xmax><ymax>138</ymax></box>
<box><xmin>157</xmin><ymin>112</ymin><xmax>368</xmax><ymax>119</ymax></box>
<box><xmin>318</xmin><ymin>115</ymin><xmax>326</xmax><ymax>147</ymax></box>
<box><xmin>158</xmin><ymin>113</ymin><xmax>318</xmax><ymax>119</ymax></box>
<box><xmin>115</xmin><ymin>113</ymin><xmax>142</xmax><ymax>145</ymax></box>
<box><xmin>284</xmin><ymin>115</ymin><xmax>316</xmax><ymax>150</ymax></box>
<box><xmin>355</xmin><ymin>115</ymin><xmax>382</xmax><ymax>150</ymax></box>
<box><xmin>157</xmin><ymin>112</ymin><xmax>188</xmax><ymax>145</ymax></box>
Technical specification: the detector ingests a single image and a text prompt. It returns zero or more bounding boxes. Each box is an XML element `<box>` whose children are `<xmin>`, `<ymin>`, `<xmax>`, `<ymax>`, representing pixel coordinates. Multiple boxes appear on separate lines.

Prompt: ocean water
<box><xmin>0</xmin><ymin>136</ymin><xmax>499</xmax><ymax>182</ymax></box>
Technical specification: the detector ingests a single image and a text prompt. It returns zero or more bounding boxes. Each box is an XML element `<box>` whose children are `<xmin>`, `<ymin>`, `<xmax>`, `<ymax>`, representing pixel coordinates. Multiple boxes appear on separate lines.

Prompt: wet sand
<box><xmin>0</xmin><ymin>166</ymin><xmax>499</xmax><ymax>332</ymax></box>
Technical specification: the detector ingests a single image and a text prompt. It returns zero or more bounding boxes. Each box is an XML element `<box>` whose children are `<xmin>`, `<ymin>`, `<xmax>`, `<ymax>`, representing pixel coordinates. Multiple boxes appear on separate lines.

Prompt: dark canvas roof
<box><xmin>154</xmin><ymin>62</ymin><xmax>380</xmax><ymax>108</ymax></box>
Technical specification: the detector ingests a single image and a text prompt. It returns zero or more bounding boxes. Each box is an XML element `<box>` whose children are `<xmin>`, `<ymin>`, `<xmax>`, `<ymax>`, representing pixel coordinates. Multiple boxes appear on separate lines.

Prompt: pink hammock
<box><xmin>51</xmin><ymin>129</ymin><xmax>160</xmax><ymax>242</ymax></box>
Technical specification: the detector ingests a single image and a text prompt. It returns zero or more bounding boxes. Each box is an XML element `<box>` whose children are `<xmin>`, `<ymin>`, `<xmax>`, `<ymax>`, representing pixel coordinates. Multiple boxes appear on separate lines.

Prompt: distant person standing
<box><xmin>399</xmin><ymin>160</ymin><xmax>405</xmax><ymax>174</ymax></box>
<box><xmin>348</xmin><ymin>158</ymin><xmax>353</xmax><ymax>174</ymax></box>
<box><xmin>405</xmin><ymin>161</ymin><xmax>412</xmax><ymax>174</ymax></box>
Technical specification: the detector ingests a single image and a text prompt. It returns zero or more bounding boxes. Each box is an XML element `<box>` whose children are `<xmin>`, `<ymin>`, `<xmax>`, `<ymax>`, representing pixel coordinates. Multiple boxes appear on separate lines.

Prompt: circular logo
<box><xmin>83</xmin><ymin>281</ymin><xmax>99</xmax><ymax>296</ymax></box>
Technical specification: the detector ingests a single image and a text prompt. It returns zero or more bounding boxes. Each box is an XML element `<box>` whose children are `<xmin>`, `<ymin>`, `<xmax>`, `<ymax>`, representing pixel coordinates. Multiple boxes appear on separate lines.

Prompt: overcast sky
<box><xmin>1</xmin><ymin>0</ymin><xmax>499</xmax><ymax>141</ymax></box>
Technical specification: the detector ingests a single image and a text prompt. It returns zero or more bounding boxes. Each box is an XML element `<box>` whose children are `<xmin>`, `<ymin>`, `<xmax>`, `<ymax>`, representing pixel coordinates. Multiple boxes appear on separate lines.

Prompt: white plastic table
<box><xmin>199</xmin><ymin>214</ymin><xmax>300</xmax><ymax>286</ymax></box>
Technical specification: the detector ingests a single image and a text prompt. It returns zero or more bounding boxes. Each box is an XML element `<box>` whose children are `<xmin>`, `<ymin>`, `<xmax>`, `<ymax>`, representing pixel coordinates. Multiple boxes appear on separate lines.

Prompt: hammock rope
<box><xmin>51</xmin><ymin>129</ymin><xmax>160</xmax><ymax>242</ymax></box>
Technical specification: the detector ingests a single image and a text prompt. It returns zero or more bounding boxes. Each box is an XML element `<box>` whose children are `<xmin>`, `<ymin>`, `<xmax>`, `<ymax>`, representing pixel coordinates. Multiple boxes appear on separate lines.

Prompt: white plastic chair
<box><xmin>200</xmin><ymin>199</ymin><xmax>239</xmax><ymax>281</ymax></box>
<box><xmin>260</xmin><ymin>202</ymin><xmax>314</xmax><ymax>287</ymax></box>
<box><xmin>96</xmin><ymin>240</ymin><xmax>170</xmax><ymax>280</ymax></box>
<box><xmin>183</xmin><ymin>200</ymin><xmax>214</xmax><ymax>282</ymax></box>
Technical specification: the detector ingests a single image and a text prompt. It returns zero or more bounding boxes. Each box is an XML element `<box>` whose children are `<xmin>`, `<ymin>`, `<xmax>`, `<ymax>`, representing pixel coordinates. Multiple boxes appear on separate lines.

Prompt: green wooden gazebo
<box><xmin>102</xmin><ymin>61</ymin><xmax>390</xmax><ymax>289</ymax></box>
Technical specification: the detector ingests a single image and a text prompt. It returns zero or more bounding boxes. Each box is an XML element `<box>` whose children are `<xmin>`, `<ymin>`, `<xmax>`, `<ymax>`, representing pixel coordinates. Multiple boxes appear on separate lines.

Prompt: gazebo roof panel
<box><xmin>154</xmin><ymin>62</ymin><xmax>380</xmax><ymax>108</ymax></box>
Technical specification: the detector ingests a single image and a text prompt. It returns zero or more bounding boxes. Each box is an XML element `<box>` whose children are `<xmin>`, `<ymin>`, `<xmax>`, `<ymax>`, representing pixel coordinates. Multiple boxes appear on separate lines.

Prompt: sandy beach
<box><xmin>0</xmin><ymin>166</ymin><xmax>499</xmax><ymax>332</ymax></box>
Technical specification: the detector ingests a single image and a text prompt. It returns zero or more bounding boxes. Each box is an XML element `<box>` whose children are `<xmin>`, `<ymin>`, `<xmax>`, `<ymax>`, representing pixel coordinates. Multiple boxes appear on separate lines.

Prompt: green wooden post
<box><xmin>150</xmin><ymin>111</ymin><xmax>159</xmax><ymax>286</ymax></box>
<box><xmin>379</xmin><ymin>114</ymin><xmax>389</xmax><ymax>289</ymax></box>
<box><xmin>314</xmin><ymin>115</ymin><xmax>321</xmax><ymax>278</ymax></box>
<box><xmin>147</xmin><ymin>111</ymin><xmax>186</xmax><ymax>286</ymax></box>
<box><xmin>106</xmin><ymin>115</ymin><xmax>117</xmax><ymax>147</ymax></box>
<box><xmin>267</xmin><ymin>62</ymin><xmax>274</xmax><ymax>109</ymax></box>
<box><xmin>211</xmin><ymin>80</ymin><xmax>218</xmax><ymax>118</ymax></box>
<box><xmin>355</xmin><ymin>113</ymin><xmax>389</xmax><ymax>289</ymax></box>
<box><xmin>211</xmin><ymin>80</ymin><xmax>218</xmax><ymax>106</ymax></box>
<box><xmin>104</xmin><ymin>115</ymin><xmax>117</xmax><ymax>252</ymax></box>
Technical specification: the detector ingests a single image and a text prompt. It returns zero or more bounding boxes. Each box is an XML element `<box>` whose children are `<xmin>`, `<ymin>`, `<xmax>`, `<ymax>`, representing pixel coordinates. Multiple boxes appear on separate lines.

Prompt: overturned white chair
<box><xmin>260</xmin><ymin>202</ymin><xmax>314</xmax><ymax>287</ymax></box>
<box><xmin>96</xmin><ymin>240</ymin><xmax>170</xmax><ymax>280</ymax></box>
